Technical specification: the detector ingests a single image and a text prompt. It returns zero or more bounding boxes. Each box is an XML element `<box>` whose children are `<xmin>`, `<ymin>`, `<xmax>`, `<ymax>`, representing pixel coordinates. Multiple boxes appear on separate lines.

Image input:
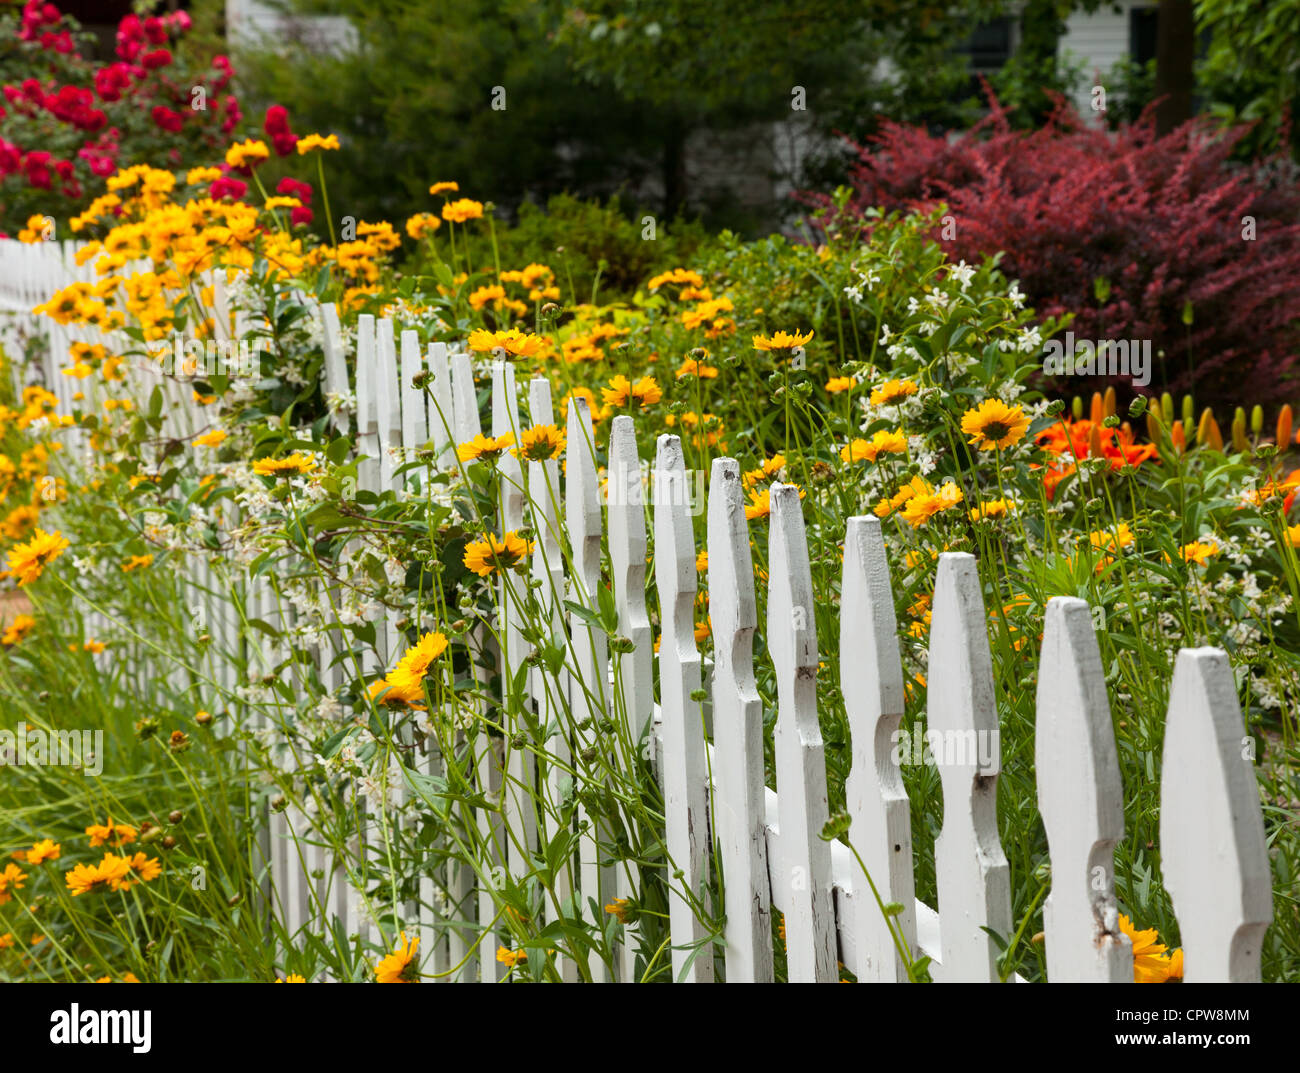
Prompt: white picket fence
<box><xmin>0</xmin><ymin>238</ymin><xmax>1275</xmax><ymax>983</ymax></box>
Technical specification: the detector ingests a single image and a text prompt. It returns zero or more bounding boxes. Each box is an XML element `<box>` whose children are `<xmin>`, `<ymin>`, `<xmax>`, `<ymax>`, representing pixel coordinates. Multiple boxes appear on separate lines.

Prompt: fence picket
<box><xmin>841</xmin><ymin>515</ymin><xmax>916</xmax><ymax>982</ymax></box>
<box><xmin>929</xmin><ymin>552</ymin><xmax>1011</xmax><ymax>982</ymax></box>
<box><xmin>766</xmin><ymin>482</ymin><xmax>837</xmax><ymax>982</ymax></box>
<box><xmin>1160</xmin><ymin>648</ymin><xmax>1273</xmax><ymax>982</ymax></box>
<box><xmin>427</xmin><ymin>341</ymin><xmax>455</xmax><ymax>461</ymax></box>
<box><xmin>652</xmin><ymin>434</ymin><xmax>713</xmax><ymax>982</ymax></box>
<box><xmin>706</xmin><ymin>458</ymin><xmax>773</xmax><ymax>983</ymax></box>
<box><xmin>1036</xmin><ymin>596</ymin><xmax>1130</xmax><ymax>983</ymax></box>
<box><xmin>565</xmin><ymin>395</ymin><xmax>611</xmax><ymax>981</ymax></box>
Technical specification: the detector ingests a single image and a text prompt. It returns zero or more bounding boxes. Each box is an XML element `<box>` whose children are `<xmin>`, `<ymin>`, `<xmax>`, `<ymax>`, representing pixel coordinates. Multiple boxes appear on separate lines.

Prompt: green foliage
<box><xmin>1195</xmin><ymin>0</ymin><xmax>1300</xmax><ymax>158</ymax></box>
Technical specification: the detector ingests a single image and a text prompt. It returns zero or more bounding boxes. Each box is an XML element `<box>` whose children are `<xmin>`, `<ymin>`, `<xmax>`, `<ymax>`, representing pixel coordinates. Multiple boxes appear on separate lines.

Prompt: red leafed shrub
<box><xmin>799</xmin><ymin>91</ymin><xmax>1300</xmax><ymax>408</ymax></box>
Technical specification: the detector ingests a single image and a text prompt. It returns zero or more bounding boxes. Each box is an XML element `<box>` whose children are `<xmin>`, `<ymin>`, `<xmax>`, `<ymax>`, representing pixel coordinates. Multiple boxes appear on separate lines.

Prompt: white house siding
<box><xmin>1060</xmin><ymin>3</ymin><xmax>1153</xmax><ymax>119</ymax></box>
<box><xmin>225</xmin><ymin>0</ymin><xmax>357</xmax><ymax>54</ymax></box>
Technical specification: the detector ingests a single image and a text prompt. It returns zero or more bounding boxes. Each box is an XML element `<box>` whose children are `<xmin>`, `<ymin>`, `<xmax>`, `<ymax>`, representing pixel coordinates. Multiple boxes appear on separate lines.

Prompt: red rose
<box><xmin>291</xmin><ymin>205</ymin><xmax>314</xmax><ymax>227</ymax></box>
<box><xmin>143</xmin><ymin>16</ymin><xmax>166</xmax><ymax>44</ymax></box>
<box><xmin>141</xmin><ymin>48</ymin><xmax>172</xmax><ymax>70</ymax></box>
<box><xmin>276</xmin><ymin>177</ymin><xmax>313</xmax><ymax>203</ymax></box>
<box><xmin>210</xmin><ymin>177</ymin><xmax>248</xmax><ymax>201</ymax></box>
<box><xmin>151</xmin><ymin>105</ymin><xmax>184</xmax><ymax>133</ymax></box>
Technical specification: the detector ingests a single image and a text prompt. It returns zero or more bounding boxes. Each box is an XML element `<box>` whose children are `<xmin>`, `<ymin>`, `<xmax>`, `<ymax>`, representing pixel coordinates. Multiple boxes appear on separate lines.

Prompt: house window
<box><xmin>957</xmin><ymin>17</ymin><xmax>1015</xmax><ymax>74</ymax></box>
<box><xmin>1130</xmin><ymin>6</ymin><xmax>1159</xmax><ymax>67</ymax></box>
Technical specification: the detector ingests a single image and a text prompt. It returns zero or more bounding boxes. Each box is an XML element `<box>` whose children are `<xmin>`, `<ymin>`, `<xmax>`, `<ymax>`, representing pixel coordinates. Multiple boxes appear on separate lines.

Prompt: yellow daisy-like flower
<box><xmin>23</xmin><ymin>839</ymin><xmax>61</xmax><ymax>865</ymax></box>
<box><xmin>676</xmin><ymin>356</ymin><xmax>719</xmax><ymax>379</ymax></box>
<box><xmin>840</xmin><ymin>429</ymin><xmax>908</xmax><ymax>464</ymax></box>
<box><xmin>64</xmin><ymin>854</ymin><xmax>131</xmax><ymax>896</ymax></box>
<box><xmin>83</xmin><ymin>639</ymin><xmax>106</xmax><ymax>654</ymax></box>
<box><xmin>604</xmin><ymin>898</ymin><xmax>632</xmax><ymax>923</ymax></box>
<box><xmin>186</xmin><ymin>165</ymin><xmax>223</xmax><ymax>185</ymax></box>
<box><xmin>602</xmin><ymin>375</ymin><xmax>662</xmax><ymax>410</ymax></box>
<box><xmin>405</xmin><ymin>212</ymin><xmax>441</xmax><ymax>239</ymax></box>
<box><xmin>86</xmin><ymin>818</ymin><xmax>136</xmax><ymax>848</ymax></box>
<box><xmin>225</xmin><ymin>139</ymin><xmax>271</xmax><ymax>170</ymax></box>
<box><xmin>696</xmin><ymin>549</ymin><xmax>708</xmax><ymax>573</ymax></box>
<box><xmin>742</xmin><ymin>453</ymin><xmax>786</xmax><ymax>488</ymax></box>
<box><xmin>647</xmin><ymin>268</ymin><xmax>705</xmax><ymax>291</ymax></box>
<box><xmin>744</xmin><ymin>485</ymin><xmax>805</xmax><ymax>521</ymax></box>
<box><xmin>296</xmin><ymin>133</ymin><xmax>340</xmax><ymax>154</ymax></box>
<box><xmin>496</xmin><ymin>946</ymin><xmax>527</xmax><ymax>968</ymax></box>
<box><xmin>752</xmin><ymin>329</ymin><xmax>813</xmax><ymax>351</ymax></box>
<box><xmin>466</xmin><ymin>328</ymin><xmax>545</xmax><ymax>359</ymax></box>
<box><xmin>515</xmin><ymin>424</ymin><xmax>566</xmax><ymax>461</ymax></box>
<box><xmin>825</xmin><ymin>376</ymin><xmax>856</xmax><ymax>393</ymax></box>
<box><xmin>1088</xmin><ymin>522</ymin><xmax>1136</xmax><ymax>553</ymax></box>
<box><xmin>899</xmin><ymin>482</ymin><xmax>964</xmax><ymax>528</ymax></box>
<box><xmin>276</xmin><ymin>974</ymin><xmax>308</xmax><ymax>983</ymax></box>
<box><xmin>192</xmin><ymin>429</ymin><xmax>227</xmax><ymax>448</ymax></box>
<box><xmin>969</xmin><ymin>498</ymin><xmax>1016</xmax><ymax>522</ymax></box>
<box><xmin>387</xmin><ymin>631</ymin><xmax>449</xmax><ymax>698</ymax></box>
<box><xmin>442</xmin><ymin>198</ymin><xmax>484</xmax><ymax>223</ymax></box>
<box><xmin>1117</xmin><ymin>914</ymin><xmax>1183</xmax><ymax>983</ymax></box>
<box><xmin>1</xmin><ymin>614</ymin><xmax>35</xmax><ymax>647</ymax></box>
<box><xmin>0</xmin><ymin>862</ymin><xmax>28</xmax><ymax>905</ymax></box>
<box><xmin>367</xmin><ymin>676</ymin><xmax>425</xmax><ymax>710</ymax></box>
<box><xmin>375</xmin><ymin>932</ymin><xmax>421</xmax><ymax>982</ymax></box>
<box><xmin>463</xmin><ymin>531</ymin><xmax>534</xmax><ymax>577</ymax></box>
<box><xmin>1177</xmin><ymin>539</ymin><xmax>1219</xmax><ymax>566</ymax></box>
<box><xmin>428</xmin><ymin>181</ymin><xmax>460</xmax><ymax>196</ymax></box>
<box><xmin>6</xmin><ymin>527</ymin><xmax>69</xmax><ymax>586</ymax></box>
<box><xmin>121</xmin><ymin>554</ymin><xmax>154</xmax><ymax>572</ymax></box>
<box><xmin>960</xmin><ymin>399</ymin><xmax>1031</xmax><ymax>451</ymax></box>
<box><xmin>869</xmin><ymin>378</ymin><xmax>919</xmax><ymax>406</ymax></box>
<box><xmin>457</xmin><ymin>432</ymin><xmax>515</xmax><ymax>462</ymax></box>
<box><xmin>252</xmin><ymin>452</ymin><xmax>316</xmax><ymax>477</ymax></box>
<box><xmin>1287</xmin><ymin>524</ymin><xmax>1300</xmax><ymax>548</ymax></box>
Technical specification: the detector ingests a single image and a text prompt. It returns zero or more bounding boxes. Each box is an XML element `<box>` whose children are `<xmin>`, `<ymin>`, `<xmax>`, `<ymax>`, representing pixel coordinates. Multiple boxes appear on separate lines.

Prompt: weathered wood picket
<box><xmin>0</xmin><ymin>238</ymin><xmax>1275</xmax><ymax>983</ymax></box>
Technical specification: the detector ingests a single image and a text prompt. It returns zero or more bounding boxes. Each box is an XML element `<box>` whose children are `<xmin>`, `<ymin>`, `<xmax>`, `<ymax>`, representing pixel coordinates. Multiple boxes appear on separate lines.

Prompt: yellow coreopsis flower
<box><xmin>744</xmin><ymin>485</ymin><xmax>804</xmax><ymax>521</ymax></box>
<box><xmin>225</xmin><ymin>139</ymin><xmax>271</xmax><ymax>170</ymax></box>
<box><xmin>428</xmin><ymin>181</ymin><xmax>459</xmax><ymax>196</ymax></box>
<box><xmin>296</xmin><ymin>133</ymin><xmax>340</xmax><ymax>154</ymax></box>
<box><xmin>960</xmin><ymin>399</ymin><xmax>1031</xmax><ymax>451</ymax></box>
<box><xmin>192</xmin><ymin>429</ymin><xmax>227</xmax><ymax>448</ymax></box>
<box><xmin>441</xmin><ymin>198</ymin><xmax>484</xmax><ymax>223</ymax></box>
<box><xmin>515</xmin><ymin>424</ymin><xmax>566</xmax><ymax>461</ymax></box>
<box><xmin>387</xmin><ymin>631</ymin><xmax>450</xmax><ymax>699</ymax></box>
<box><xmin>375</xmin><ymin>932</ymin><xmax>421</xmax><ymax>982</ymax></box>
<box><xmin>1118</xmin><ymin>914</ymin><xmax>1183</xmax><ymax>983</ymax></box>
<box><xmin>869</xmin><ymin>378</ymin><xmax>919</xmax><ymax>406</ymax></box>
<box><xmin>752</xmin><ymin>329</ymin><xmax>813</xmax><ymax>351</ymax></box>
<box><xmin>825</xmin><ymin>376</ymin><xmax>856</xmax><ymax>393</ymax></box>
<box><xmin>251</xmin><ymin>452</ymin><xmax>316</xmax><ymax>477</ymax></box>
<box><xmin>5</xmin><ymin>527</ymin><xmax>69</xmax><ymax>585</ymax></box>
<box><xmin>969</xmin><ymin>498</ymin><xmax>1016</xmax><ymax>522</ymax></box>
<box><xmin>457</xmin><ymin>432</ymin><xmax>515</xmax><ymax>462</ymax></box>
<box><xmin>840</xmin><ymin>430</ymin><xmax>907</xmax><ymax>464</ymax></box>
<box><xmin>900</xmin><ymin>482</ymin><xmax>964</xmax><ymax>528</ymax></box>
<box><xmin>463</xmin><ymin>532</ymin><xmax>534</xmax><ymax>577</ymax></box>
<box><xmin>496</xmin><ymin>946</ymin><xmax>527</xmax><ymax>968</ymax></box>
<box><xmin>466</xmin><ymin>328</ymin><xmax>545</xmax><ymax>359</ymax></box>
<box><xmin>23</xmin><ymin>839</ymin><xmax>61</xmax><ymax>865</ymax></box>
<box><xmin>602</xmin><ymin>375</ymin><xmax>662</xmax><ymax>410</ymax></box>
<box><xmin>1</xmin><ymin>614</ymin><xmax>35</xmax><ymax>647</ymax></box>
<box><xmin>0</xmin><ymin>862</ymin><xmax>28</xmax><ymax>904</ymax></box>
<box><xmin>405</xmin><ymin>212</ymin><xmax>442</xmax><ymax>239</ymax></box>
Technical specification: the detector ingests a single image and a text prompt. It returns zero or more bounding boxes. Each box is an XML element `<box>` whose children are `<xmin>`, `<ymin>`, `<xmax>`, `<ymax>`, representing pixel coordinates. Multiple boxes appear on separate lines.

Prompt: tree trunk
<box><xmin>1155</xmin><ymin>0</ymin><xmax>1196</xmax><ymax>135</ymax></box>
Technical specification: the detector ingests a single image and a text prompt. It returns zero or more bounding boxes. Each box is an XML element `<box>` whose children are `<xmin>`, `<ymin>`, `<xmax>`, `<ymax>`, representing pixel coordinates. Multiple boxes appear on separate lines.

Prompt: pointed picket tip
<box><xmin>565</xmin><ymin>396</ymin><xmax>601</xmax><ymax>544</ymax></box>
<box><xmin>766</xmin><ymin>482</ymin><xmax>818</xmax><ymax>680</ymax></box>
<box><xmin>841</xmin><ymin>516</ymin><xmax>905</xmax><ymax>722</ymax></box>
<box><xmin>450</xmin><ymin>350</ymin><xmax>480</xmax><ymax>444</ymax></box>
<box><xmin>928</xmin><ymin>552</ymin><xmax>997</xmax><ymax>739</ymax></box>
<box><xmin>707</xmin><ymin>458</ymin><xmax>757</xmax><ymax>645</ymax></box>
<box><xmin>354</xmin><ymin>313</ymin><xmax>377</xmax><ymax>435</ymax></box>
<box><xmin>426</xmin><ymin>341</ymin><xmax>455</xmax><ymax>456</ymax></box>
<box><xmin>1160</xmin><ymin>647</ymin><xmax>1273</xmax><ymax>983</ymax></box>
<box><xmin>1036</xmin><ymin>597</ymin><xmax>1129</xmax><ymax>983</ymax></box>
<box><xmin>399</xmin><ymin>329</ymin><xmax>427</xmax><ymax>451</ymax></box>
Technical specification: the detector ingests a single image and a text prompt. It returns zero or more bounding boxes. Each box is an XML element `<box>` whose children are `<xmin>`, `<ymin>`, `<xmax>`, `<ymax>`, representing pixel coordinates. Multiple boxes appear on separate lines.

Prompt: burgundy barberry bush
<box><xmin>800</xmin><ymin>90</ymin><xmax>1300</xmax><ymax>408</ymax></box>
